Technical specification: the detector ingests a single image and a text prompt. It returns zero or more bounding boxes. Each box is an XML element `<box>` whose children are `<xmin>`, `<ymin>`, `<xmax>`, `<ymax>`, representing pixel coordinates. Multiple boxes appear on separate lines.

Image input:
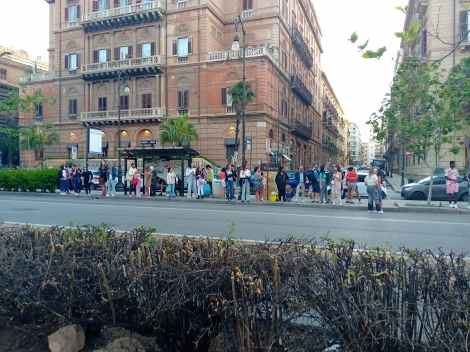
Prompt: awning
<box><xmin>121</xmin><ymin>146</ymin><xmax>199</xmax><ymax>161</ymax></box>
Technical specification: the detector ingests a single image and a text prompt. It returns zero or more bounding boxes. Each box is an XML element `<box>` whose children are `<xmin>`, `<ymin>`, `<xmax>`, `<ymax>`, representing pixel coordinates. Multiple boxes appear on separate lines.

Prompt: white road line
<box><xmin>1</xmin><ymin>198</ymin><xmax>470</xmax><ymax>227</ymax></box>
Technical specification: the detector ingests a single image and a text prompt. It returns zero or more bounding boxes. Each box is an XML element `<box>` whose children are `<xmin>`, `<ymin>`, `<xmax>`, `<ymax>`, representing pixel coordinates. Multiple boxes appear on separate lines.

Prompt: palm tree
<box><xmin>160</xmin><ymin>114</ymin><xmax>198</xmax><ymax>147</ymax></box>
<box><xmin>229</xmin><ymin>81</ymin><xmax>256</xmax><ymax>161</ymax></box>
<box><xmin>20</xmin><ymin>124</ymin><xmax>59</xmax><ymax>167</ymax></box>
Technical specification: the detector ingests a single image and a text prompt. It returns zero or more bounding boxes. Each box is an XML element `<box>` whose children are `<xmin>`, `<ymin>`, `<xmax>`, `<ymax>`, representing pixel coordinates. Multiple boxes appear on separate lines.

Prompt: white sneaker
<box><xmin>379</xmin><ymin>210</ymin><xmax>384</xmax><ymax>214</ymax></box>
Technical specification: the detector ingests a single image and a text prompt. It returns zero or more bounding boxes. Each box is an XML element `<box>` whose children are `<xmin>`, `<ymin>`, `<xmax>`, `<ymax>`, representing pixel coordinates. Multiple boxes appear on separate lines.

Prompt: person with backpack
<box><xmin>166</xmin><ymin>167</ymin><xmax>178</xmax><ymax>198</ymax></box>
<box><xmin>319</xmin><ymin>165</ymin><xmax>328</xmax><ymax>204</ymax></box>
<box><xmin>310</xmin><ymin>165</ymin><xmax>320</xmax><ymax>203</ymax></box>
<box><xmin>294</xmin><ymin>165</ymin><xmax>307</xmax><ymax>202</ymax></box>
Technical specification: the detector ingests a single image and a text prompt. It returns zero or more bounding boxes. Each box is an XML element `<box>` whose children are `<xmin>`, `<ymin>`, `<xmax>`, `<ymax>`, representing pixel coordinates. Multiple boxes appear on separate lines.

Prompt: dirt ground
<box><xmin>0</xmin><ymin>326</ymin><xmax>49</xmax><ymax>352</ymax></box>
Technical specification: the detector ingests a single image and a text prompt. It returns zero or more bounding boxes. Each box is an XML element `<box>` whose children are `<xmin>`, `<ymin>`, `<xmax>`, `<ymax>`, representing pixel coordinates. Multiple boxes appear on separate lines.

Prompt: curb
<box><xmin>1</xmin><ymin>191</ymin><xmax>469</xmax><ymax>215</ymax></box>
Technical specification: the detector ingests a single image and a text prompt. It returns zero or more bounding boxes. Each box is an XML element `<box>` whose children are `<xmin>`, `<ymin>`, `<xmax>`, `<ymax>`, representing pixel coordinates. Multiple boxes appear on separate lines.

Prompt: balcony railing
<box><xmin>290</xmin><ymin>120</ymin><xmax>312</xmax><ymax>141</ymax></box>
<box><xmin>208</xmin><ymin>47</ymin><xmax>268</xmax><ymax>62</ymax></box>
<box><xmin>80</xmin><ymin>107</ymin><xmax>164</xmax><ymax>125</ymax></box>
<box><xmin>82</xmin><ymin>1</ymin><xmax>163</xmax><ymax>32</ymax></box>
<box><xmin>291</xmin><ymin>26</ymin><xmax>313</xmax><ymax>69</ymax></box>
<box><xmin>81</xmin><ymin>56</ymin><xmax>163</xmax><ymax>80</ymax></box>
<box><xmin>19</xmin><ymin>72</ymin><xmax>55</xmax><ymax>84</ymax></box>
<box><xmin>290</xmin><ymin>74</ymin><xmax>313</xmax><ymax>106</ymax></box>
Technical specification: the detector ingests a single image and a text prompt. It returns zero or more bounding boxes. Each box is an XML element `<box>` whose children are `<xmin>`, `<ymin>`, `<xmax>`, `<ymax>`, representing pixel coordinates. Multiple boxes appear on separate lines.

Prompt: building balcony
<box><xmin>207</xmin><ymin>46</ymin><xmax>277</xmax><ymax>64</ymax></box>
<box><xmin>81</xmin><ymin>56</ymin><xmax>163</xmax><ymax>81</ymax></box>
<box><xmin>80</xmin><ymin>107</ymin><xmax>164</xmax><ymax>126</ymax></box>
<box><xmin>82</xmin><ymin>1</ymin><xmax>164</xmax><ymax>33</ymax></box>
<box><xmin>290</xmin><ymin>120</ymin><xmax>312</xmax><ymax>141</ymax></box>
<box><xmin>290</xmin><ymin>75</ymin><xmax>313</xmax><ymax>106</ymax></box>
<box><xmin>291</xmin><ymin>26</ymin><xmax>313</xmax><ymax>69</ymax></box>
<box><xmin>19</xmin><ymin>72</ymin><xmax>55</xmax><ymax>84</ymax></box>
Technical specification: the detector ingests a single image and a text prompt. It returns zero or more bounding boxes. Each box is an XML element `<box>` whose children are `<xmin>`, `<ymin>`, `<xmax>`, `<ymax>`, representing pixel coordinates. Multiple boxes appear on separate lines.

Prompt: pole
<box><xmin>85</xmin><ymin>126</ymin><xmax>89</xmax><ymax>170</ymax></box>
<box><xmin>117</xmin><ymin>74</ymin><xmax>122</xmax><ymax>186</ymax></box>
<box><xmin>401</xmin><ymin>146</ymin><xmax>406</xmax><ymax>186</ymax></box>
<box><xmin>241</xmin><ymin>18</ymin><xmax>247</xmax><ymax>168</ymax></box>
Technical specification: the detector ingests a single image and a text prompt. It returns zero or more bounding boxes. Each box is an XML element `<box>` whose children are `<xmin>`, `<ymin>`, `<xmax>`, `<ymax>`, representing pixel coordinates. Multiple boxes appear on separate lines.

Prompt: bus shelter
<box><xmin>121</xmin><ymin>146</ymin><xmax>199</xmax><ymax>196</ymax></box>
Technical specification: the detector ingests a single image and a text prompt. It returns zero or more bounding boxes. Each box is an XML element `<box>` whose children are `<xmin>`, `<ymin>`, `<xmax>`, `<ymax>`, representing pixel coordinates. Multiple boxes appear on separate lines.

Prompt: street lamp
<box><xmin>232</xmin><ymin>15</ymin><xmax>247</xmax><ymax>167</ymax></box>
<box><xmin>116</xmin><ymin>72</ymin><xmax>129</xmax><ymax>192</ymax></box>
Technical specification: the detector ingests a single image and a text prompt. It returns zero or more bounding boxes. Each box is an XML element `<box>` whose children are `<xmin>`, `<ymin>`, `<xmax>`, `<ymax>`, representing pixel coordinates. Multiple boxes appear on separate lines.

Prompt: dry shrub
<box><xmin>0</xmin><ymin>225</ymin><xmax>468</xmax><ymax>352</ymax></box>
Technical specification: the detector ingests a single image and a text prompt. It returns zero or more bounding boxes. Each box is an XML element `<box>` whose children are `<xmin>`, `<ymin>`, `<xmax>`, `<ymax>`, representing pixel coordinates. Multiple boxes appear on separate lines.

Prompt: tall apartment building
<box><xmin>388</xmin><ymin>0</ymin><xmax>470</xmax><ymax>179</ymax></box>
<box><xmin>0</xmin><ymin>47</ymin><xmax>47</xmax><ymax>166</ymax></box>
<box><xmin>20</xmin><ymin>0</ymin><xmax>325</xmax><ymax>169</ymax></box>
<box><xmin>348</xmin><ymin>122</ymin><xmax>362</xmax><ymax>165</ymax></box>
<box><xmin>320</xmin><ymin>71</ymin><xmax>344</xmax><ymax>164</ymax></box>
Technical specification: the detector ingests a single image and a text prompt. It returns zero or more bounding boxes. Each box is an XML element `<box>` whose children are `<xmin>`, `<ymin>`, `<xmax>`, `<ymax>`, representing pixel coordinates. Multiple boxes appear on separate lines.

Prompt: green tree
<box><xmin>160</xmin><ymin>114</ymin><xmax>198</xmax><ymax>147</ymax></box>
<box><xmin>20</xmin><ymin>124</ymin><xmax>59</xmax><ymax>167</ymax></box>
<box><xmin>0</xmin><ymin>90</ymin><xmax>48</xmax><ymax>167</ymax></box>
<box><xmin>369</xmin><ymin>58</ymin><xmax>461</xmax><ymax>203</ymax></box>
<box><xmin>229</xmin><ymin>81</ymin><xmax>255</xmax><ymax>163</ymax></box>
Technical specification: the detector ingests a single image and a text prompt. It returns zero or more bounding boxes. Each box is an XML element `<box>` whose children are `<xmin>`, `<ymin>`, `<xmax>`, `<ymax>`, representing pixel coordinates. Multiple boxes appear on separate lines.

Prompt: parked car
<box><xmin>401</xmin><ymin>176</ymin><xmax>469</xmax><ymax>201</ymax></box>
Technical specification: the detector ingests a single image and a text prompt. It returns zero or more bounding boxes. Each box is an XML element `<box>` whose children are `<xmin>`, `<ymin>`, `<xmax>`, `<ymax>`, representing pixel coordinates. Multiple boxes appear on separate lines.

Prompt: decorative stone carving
<box><xmin>65</xmin><ymin>40</ymin><xmax>78</xmax><ymax>51</ymax></box>
<box><xmin>94</xmin><ymin>34</ymin><xmax>108</xmax><ymax>46</ymax></box>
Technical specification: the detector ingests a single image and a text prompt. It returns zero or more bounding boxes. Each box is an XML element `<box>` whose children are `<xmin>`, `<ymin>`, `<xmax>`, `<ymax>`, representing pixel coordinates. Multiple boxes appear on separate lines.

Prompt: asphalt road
<box><xmin>1</xmin><ymin>194</ymin><xmax>470</xmax><ymax>252</ymax></box>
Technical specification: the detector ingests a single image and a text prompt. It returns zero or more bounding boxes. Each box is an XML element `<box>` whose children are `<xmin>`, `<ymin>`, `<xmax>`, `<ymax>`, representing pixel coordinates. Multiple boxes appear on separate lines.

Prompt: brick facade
<box><xmin>19</xmin><ymin>0</ymin><xmax>337</xmax><ymax>170</ymax></box>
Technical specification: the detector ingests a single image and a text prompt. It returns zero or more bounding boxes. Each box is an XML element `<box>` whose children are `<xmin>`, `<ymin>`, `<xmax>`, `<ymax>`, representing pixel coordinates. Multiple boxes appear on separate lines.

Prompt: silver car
<box><xmin>401</xmin><ymin>176</ymin><xmax>469</xmax><ymax>201</ymax></box>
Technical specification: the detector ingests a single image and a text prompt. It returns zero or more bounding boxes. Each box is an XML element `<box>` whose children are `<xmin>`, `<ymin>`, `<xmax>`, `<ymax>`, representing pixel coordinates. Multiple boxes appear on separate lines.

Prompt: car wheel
<box><xmin>459</xmin><ymin>193</ymin><xmax>469</xmax><ymax>202</ymax></box>
<box><xmin>410</xmin><ymin>192</ymin><xmax>426</xmax><ymax>201</ymax></box>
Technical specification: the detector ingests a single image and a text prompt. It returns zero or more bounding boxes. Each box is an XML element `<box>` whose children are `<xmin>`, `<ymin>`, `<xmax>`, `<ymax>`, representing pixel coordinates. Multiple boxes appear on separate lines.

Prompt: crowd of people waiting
<box><xmin>57</xmin><ymin>160</ymin><xmax>388</xmax><ymax>213</ymax></box>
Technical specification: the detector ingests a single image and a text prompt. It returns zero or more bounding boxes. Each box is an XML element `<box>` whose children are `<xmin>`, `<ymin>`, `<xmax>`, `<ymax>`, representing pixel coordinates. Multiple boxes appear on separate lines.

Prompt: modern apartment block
<box><xmin>20</xmin><ymin>0</ymin><xmax>326</xmax><ymax>169</ymax></box>
<box><xmin>320</xmin><ymin>71</ymin><xmax>345</xmax><ymax>165</ymax></box>
<box><xmin>348</xmin><ymin>122</ymin><xmax>362</xmax><ymax>165</ymax></box>
<box><xmin>388</xmin><ymin>0</ymin><xmax>470</xmax><ymax>179</ymax></box>
<box><xmin>0</xmin><ymin>47</ymin><xmax>47</xmax><ymax>166</ymax></box>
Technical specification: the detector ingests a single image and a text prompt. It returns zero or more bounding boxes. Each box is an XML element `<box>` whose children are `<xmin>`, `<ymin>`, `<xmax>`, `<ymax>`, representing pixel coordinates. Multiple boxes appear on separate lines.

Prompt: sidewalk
<box><xmin>2</xmin><ymin>191</ymin><xmax>470</xmax><ymax>215</ymax></box>
<box><xmin>386</xmin><ymin>175</ymin><xmax>403</xmax><ymax>192</ymax></box>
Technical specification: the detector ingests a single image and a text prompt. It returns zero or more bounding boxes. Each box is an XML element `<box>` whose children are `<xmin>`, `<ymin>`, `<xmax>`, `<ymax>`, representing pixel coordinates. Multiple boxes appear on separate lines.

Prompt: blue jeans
<box><xmin>167</xmin><ymin>183</ymin><xmax>176</xmax><ymax>197</ymax></box>
<box><xmin>320</xmin><ymin>182</ymin><xmax>328</xmax><ymax>203</ymax></box>
<box><xmin>367</xmin><ymin>186</ymin><xmax>381</xmax><ymax>211</ymax></box>
<box><xmin>241</xmin><ymin>179</ymin><xmax>250</xmax><ymax>202</ymax></box>
<box><xmin>226</xmin><ymin>179</ymin><xmax>234</xmax><ymax>200</ymax></box>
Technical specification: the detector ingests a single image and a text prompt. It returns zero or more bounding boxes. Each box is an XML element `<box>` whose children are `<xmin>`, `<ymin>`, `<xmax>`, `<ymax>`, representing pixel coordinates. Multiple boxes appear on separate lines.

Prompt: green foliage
<box><xmin>0</xmin><ymin>90</ymin><xmax>47</xmax><ymax>115</ymax></box>
<box><xmin>395</xmin><ymin>20</ymin><xmax>422</xmax><ymax>44</ymax></box>
<box><xmin>160</xmin><ymin>114</ymin><xmax>198</xmax><ymax>147</ymax></box>
<box><xmin>20</xmin><ymin>123</ymin><xmax>60</xmax><ymax>165</ymax></box>
<box><xmin>361</xmin><ymin>46</ymin><xmax>387</xmax><ymax>59</ymax></box>
<box><xmin>442</xmin><ymin>58</ymin><xmax>470</xmax><ymax>123</ymax></box>
<box><xmin>0</xmin><ymin>168</ymin><xmax>58</xmax><ymax>192</ymax></box>
<box><xmin>349</xmin><ymin>32</ymin><xmax>359</xmax><ymax>44</ymax></box>
<box><xmin>229</xmin><ymin>81</ymin><xmax>256</xmax><ymax>114</ymax></box>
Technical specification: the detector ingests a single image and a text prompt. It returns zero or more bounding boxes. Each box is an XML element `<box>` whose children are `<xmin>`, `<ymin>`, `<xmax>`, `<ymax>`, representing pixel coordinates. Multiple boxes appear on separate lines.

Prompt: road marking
<box><xmin>1</xmin><ymin>198</ymin><xmax>470</xmax><ymax>227</ymax></box>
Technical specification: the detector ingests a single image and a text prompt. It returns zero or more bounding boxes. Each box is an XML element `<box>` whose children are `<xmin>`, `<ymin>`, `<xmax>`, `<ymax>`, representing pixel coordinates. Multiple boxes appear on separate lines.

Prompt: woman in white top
<box><xmin>166</xmin><ymin>167</ymin><xmax>177</xmax><ymax>198</ymax></box>
<box><xmin>364</xmin><ymin>168</ymin><xmax>382</xmax><ymax>213</ymax></box>
<box><xmin>127</xmin><ymin>163</ymin><xmax>137</xmax><ymax>197</ymax></box>
<box><xmin>332</xmin><ymin>165</ymin><xmax>343</xmax><ymax>206</ymax></box>
<box><xmin>240</xmin><ymin>162</ymin><xmax>251</xmax><ymax>202</ymax></box>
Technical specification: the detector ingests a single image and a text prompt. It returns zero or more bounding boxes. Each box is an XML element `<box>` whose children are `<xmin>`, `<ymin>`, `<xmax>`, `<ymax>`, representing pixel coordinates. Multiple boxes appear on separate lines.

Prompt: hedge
<box><xmin>0</xmin><ymin>225</ymin><xmax>469</xmax><ymax>352</ymax></box>
<box><xmin>0</xmin><ymin>168</ymin><xmax>58</xmax><ymax>193</ymax></box>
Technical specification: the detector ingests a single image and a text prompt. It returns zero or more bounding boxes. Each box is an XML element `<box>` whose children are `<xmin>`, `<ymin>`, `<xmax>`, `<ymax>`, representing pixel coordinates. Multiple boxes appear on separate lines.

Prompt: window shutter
<box><xmin>184</xmin><ymin>90</ymin><xmax>189</xmax><ymax>108</ymax></box>
<box><xmin>76</xmin><ymin>5</ymin><xmax>81</xmax><ymax>18</ymax></box>
<box><xmin>65</xmin><ymin>7</ymin><xmax>69</xmax><ymax>22</ymax></box>
<box><xmin>76</xmin><ymin>54</ymin><xmax>80</xmax><ymax>69</ymax></box>
<box><xmin>128</xmin><ymin>46</ymin><xmax>133</xmax><ymax>59</ymax></box>
<box><xmin>172</xmin><ymin>40</ymin><xmax>177</xmax><ymax>56</ymax></box>
<box><xmin>93</xmin><ymin>50</ymin><xmax>99</xmax><ymax>63</ymax></box>
<box><xmin>106</xmin><ymin>49</ymin><xmax>111</xmax><ymax>62</ymax></box>
<box><xmin>151</xmin><ymin>42</ymin><xmax>156</xmax><ymax>56</ymax></box>
<box><xmin>114</xmin><ymin>47</ymin><xmax>120</xmax><ymax>60</ymax></box>
<box><xmin>114</xmin><ymin>0</ymin><xmax>120</xmax><ymax>7</ymax></box>
<box><xmin>137</xmin><ymin>44</ymin><xmax>142</xmax><ymax>57</ymax></box>
<box><xmin>221</xmin><ymin>88</ymin><xmax>227</xmax><ymax>105</ymax></box>
<box><xmin>177</xmin><ymin>90</ymin><xmax>182</xmax><ymax>107</ymax></box>
<box><xmin>188</xmin><ymin>38</ymin><xmax>192</xmax><ymax>54</ymax></box>
<box><xmin>93</xmin><ymin>0</ymin><xmax>99</xmax><ymax>11</ymax></box>
<box><xmin>460</xmin><ymin>11</ymin><xmax>469</xmax><ymax>41</ymax></box>
<box><xmin>65</xmin><ymin>54</ymin><xmax>69</xmax><ymax>70</ymax></box>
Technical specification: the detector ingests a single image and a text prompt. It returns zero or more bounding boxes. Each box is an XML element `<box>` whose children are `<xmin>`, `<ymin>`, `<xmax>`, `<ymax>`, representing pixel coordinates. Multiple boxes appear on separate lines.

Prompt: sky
<box><xmin>0</xmin><ymin>0</ymin><xmax>407</xmax><ymax>141</ymax></box>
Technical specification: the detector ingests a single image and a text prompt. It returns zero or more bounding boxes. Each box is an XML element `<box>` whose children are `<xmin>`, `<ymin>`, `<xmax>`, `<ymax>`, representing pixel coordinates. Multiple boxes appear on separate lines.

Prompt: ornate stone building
<box><xmin>20</xmin><ymin>0</ymin><xmax>330</xmax><ymax>169</ymax></box>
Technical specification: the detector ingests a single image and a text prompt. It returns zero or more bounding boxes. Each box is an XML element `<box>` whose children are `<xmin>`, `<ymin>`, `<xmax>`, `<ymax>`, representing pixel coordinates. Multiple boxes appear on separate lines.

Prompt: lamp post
<box><xmin>116</xmin><ymin>72</ymin><xmax>130</xmax><ymax>191</ymax></box>
<box><xmin>232</xmin><ymin>15</ymin><xmax>247</xmax><ymax>167</ymax></box>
